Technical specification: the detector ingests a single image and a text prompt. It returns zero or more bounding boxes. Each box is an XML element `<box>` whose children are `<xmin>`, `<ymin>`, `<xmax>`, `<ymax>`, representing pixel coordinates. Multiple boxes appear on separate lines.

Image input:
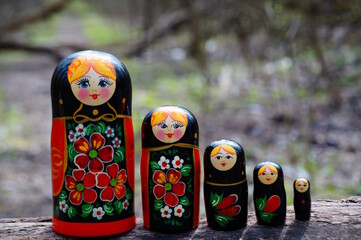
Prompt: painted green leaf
<box><xmin>116</xmin><ymin>123</ymin><xmax>122</xmax><ymax>136</ymax></box>
<box><xmin>180</xmin><ymin>164</ymin><xmax>192</xmax><ymax>176</ymax></box>
<box><xmin>85</xmin><ymin>124</ymin><xmax>95</xmax><ymax>136</ymax></box>
<box><xmin>114</xmin><ymin>200</ymin><xmax>123</xmax><ymax>214</ymax></box>
<box><xmin>126</xmin><ymin>188</ymin><xmax>132</xmax><ymax>200</ymax></box>
<box><xmin>210</xmin><ymin>192</ymin><xmax>223</xmax><ymax>207</ymax></box>
<box><xmin>171</xmin><ymin>219</ymin><xmax>175</xmax><ymax>225</ymax></box>
<box><xmin>94</xmin><ymin>125</ymin><xmax>102</xmax><ymax>133</ymax></box>
<box><xmin>179</xmin><ymin>196</ymin><xmax>191</xmax><ymax>207</ymax></box>
<box><xmin>104</xmin><ymin>204</ymin><xmax>114</xmax><ymax>216</ymax></box>
<box><xmin>55</xmin><ymin>206</ymin><xmax>60</xmax><ymax>216</ymax></box>
<box><xmin>67</xmin><ymin>143</ymin><xmax>77</xmax><ymax>163</ymax></box>
<box><xmin>114</xmin><ymin>147</ymin><xmax>125</xmax><ymax>163</ymax></box>
<box><xmin>67</xmin><ymin>206</ymin><xmax>77</xmax><ymax>218</ymax></box>
<box><xmin>98</xmin><ymin>122</ymin><xmax>107</xmax><ymax>134</ymax></box>
<box><xmin>59</xmin><ymin>191</ymin><xmax>67</xmax><ymax>200</ymax></box>
<box><xmin>150</xmin><ymin>161</ymin><xmax>160</xmax><ymax>172</ymax></box>
<box><xmin>260</xmin><ymin>212</ymin><xmax>276</xmax><ymax>223</ymax></box>
<box><xmin>256</xmin><ymin>195</ymin><xmax>267</xmax><ymax>212</ymax></box>
<box><xmin>154</xmin><ymin>199</ymin><xmax>163</xmax><ymax>210</ymax></box>
<box><xmin>175</xmin><ymin>220</ymin><xmax>182</xmax><ymax>226</ymax></box>
<box><xmin>215</xmin><ymin>215</ymin><xmax>229</xmax><ymax>227</ymax></box>
<box><xmin>80</xmin><ymin>204</ymin><xmax>93</xmax><ymax>217</ymax></box>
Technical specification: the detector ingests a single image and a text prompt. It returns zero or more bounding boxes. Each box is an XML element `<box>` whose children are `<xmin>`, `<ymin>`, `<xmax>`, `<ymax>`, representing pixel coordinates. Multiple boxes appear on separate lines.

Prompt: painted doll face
<box><xmin>258</xmin><ymin>165</ymin><xmax>278</xmax><ymax>185</ymax></box>
<box><xmin>210</xmin><ymin>146</ymin><xmax>237</xmax><ymax>171</ymax></box>
<box><xmin>152</xmin><ymin>116</ymin><xmax>186</xmax><ymax>143</ymax></box>
<box><xmin>295</xmin><ymin>179</ymin><xmax>309</xmax><ymax>193</ymax></box>
<box><xmin>70</xmin><ymin>67</ymin><xmax>116</xmax><ymax>106</ymax></box>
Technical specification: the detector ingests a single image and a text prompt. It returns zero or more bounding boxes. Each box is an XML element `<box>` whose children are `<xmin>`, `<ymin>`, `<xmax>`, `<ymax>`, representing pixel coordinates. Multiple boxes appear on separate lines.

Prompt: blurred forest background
<box><xmin>0</xmin><ymin>0</ymin><xmax>360</xmax><ymax>218</ymax></box>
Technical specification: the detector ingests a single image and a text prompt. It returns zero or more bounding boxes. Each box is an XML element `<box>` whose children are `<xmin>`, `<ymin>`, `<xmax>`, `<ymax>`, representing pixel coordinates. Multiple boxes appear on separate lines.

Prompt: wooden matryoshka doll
<box><xmin>253</xmin><ymin>161</ymin><xmax>286</xmax><ymax>226</ymax></box>
<box><xmin>140</xmin><ymin>106</ymin><xmax>200</xmax><ymax>232</ymax></box>
<box><xmin>51</xmin><ymin>50</ymin><xmax>135</xmax><ymax>237</ymax></box>
<box><xmin>203</xmin><ymin>139</ymin><xmax>248</xmax><ymax>230</ymax></box>
<box><xmin>294</xmin><ymin>178</ymin><xmax>311</xmax><ymax>221</ymax></box>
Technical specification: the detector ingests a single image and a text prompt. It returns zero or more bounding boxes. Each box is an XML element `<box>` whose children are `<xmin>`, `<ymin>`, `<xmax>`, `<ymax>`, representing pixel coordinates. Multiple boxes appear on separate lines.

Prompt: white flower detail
<box><xmin>68</xmin><ymin>130</ymin><xmax>76</xmax><ymax>142</ymax></box>
<box><xmin>172</xmin><ymin>156</ymin><xmax>184</xmax><ymax>169</ymax></box>
<box><xmin>123</xmin><ymin>199</ymin><xmax>129</xmax><ymax>210</ymax></box>
<box><xmin>106</xmin><ymin>126</ymin><xmax>115</xmax><ymax>138</ymax></box>
<box><xmin>59</xmin><ymin>200</ymin><xmax>68</xmax><ymax>213</ymax></box>
<box><xmin>174</xmin><ymin>204</ymin><xmax>185</xmax><ymax>217</ymax></box>
<box><xmin>75</xmin><ymin>123</ymin><xmax>86</xmax><ymax>137</ymax></box>
<box><xmin>112</xmin><ymin>137</ymin><xmax>121</xmax><ymax>148</ymax></box>
<box><xmin>92</xmin><ymin>207</ymin><xmax>105</xmax><ymax>220</ymax></box>
<box><xmin>160</xmin><ymin>206</ymin><xmax>172</xmax><ymax>218</ymax></box>
<box><xmin>158</xmin><ymin>156</ymin><xmax>170</xmax><ymax>170</ymax></box>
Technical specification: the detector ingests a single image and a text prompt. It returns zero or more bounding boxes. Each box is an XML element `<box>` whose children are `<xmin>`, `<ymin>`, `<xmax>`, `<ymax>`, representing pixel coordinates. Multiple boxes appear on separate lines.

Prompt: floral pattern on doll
<box><xmin>53</xmin><ymin>121</ymin><xmax>132</xmax><ymax>220</ymax></box>
<box><xmin>149</xmin><ymin>150</ymin><xmax>193</xmax><ymax>226</ymax></box>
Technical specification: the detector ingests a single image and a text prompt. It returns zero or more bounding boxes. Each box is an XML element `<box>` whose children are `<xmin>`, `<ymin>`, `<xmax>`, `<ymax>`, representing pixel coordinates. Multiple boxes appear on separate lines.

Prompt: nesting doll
<box><xmin>294</xmin><ymin>178</ymin><xmax>311</xmax><ymax>221</ymax></box>
<box><xmin>51</xmin><ymin>51</ymin><xmax>135</xmax><ymax>237</ymax></box>
<box><xmin>253</xmin><ymin>161</ymin><xmax>286</xmax><ymax>226</ymax></box>
<box><xmin>203</xmin><ymin>139</ymin><xmax>248</xmax><ymax>230</ymax></box>
<box><xmin>140</xmin><ymin>106</ymin><xmax>200</xmax><ymax>233</ymax></box>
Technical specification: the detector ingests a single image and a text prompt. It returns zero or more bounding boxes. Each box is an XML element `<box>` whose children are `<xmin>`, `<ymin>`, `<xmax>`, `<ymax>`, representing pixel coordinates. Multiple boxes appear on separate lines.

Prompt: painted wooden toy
<box><xmin>140</xmin><ymin>106</ymin><xmax>200</xmax><ymax>233</ymax></box>
<box><xmin>203</xmin><ymin>139</ymin><xmax>248</xmax><ymax>230</ymax></box>
<box><xmin>294</xmin><ymin>178</ymin><xmax>311</xmax><ymax>221</ymax></box>
<box><xmin>253</xmin><ymin>161</ymin><xmax>286</xmax><ymax>226</ymax></box>
<box><xmin>51</xmin><ymin>50</ymin><xmax>135</xmax><ymax>237</ymax></box>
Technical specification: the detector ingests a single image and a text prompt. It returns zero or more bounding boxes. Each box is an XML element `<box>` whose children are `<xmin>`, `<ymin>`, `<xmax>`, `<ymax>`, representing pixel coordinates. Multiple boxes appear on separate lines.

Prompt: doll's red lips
<box><xmin>90</xmin><ymin>94</ymin><xmax>100</xmax><ymax>99</ymax></box>
<box><xmin>266</xmin><ymin>178</ymin><xmax>271</xmax><ymax>181</ymax></box>
<box><xmin>300</xmin><ymin>188</ymin><xmax>304</xmax><ymax>190</ymax></box>
<box><xmin>166</xmin><ymin>133</ymin><xmax>173</xmax><ymax>138</ymax></box>
<box><xmin>221</xmin><ymin>162</ymin><xmax>226</xmax><ymax>167</ymax></box>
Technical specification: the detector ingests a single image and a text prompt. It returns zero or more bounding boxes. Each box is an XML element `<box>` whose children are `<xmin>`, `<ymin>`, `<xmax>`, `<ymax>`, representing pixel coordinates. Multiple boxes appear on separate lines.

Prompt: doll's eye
<box><xmin>76</xmin><ymin>78</ymin><xmax>90</xmax><ymax>88</ymax></box>
<box><xmin>226</xmin><ymin>155</ymin><xmax>232</xmax><ymax>159</ymax></box>
<box><xmin>271</xmin><ymin>173</ymin><xmax>274</xmax><ymax>175</ymax></box>
<box><xmin>172</xmin><ymin>122</ymin><xmax>183</xmax><ymax>129</ymax></box>
<box><xmin>98</xmin><ymin>80</ymin><xmax>108</xmax><ymax>88</ymax></box>
<box><xmin>80</xmin><ymin>81</ymin><xmax>89</xmax><ymax>88</ymax></box>
<box><xmin>159</xmin><ymin>122</ymin><xmax>167</xmax><ymax>129</ymax></box>
<box><xmin>216</xmin><ymin>156</ymin><xmax>222</xmax><ymax>160</ymax></box>
<box><xmin>98</xmin><ymin>78</ymin><xmax>113</xmax><ymax>88</ymax></box>
<box><xmin>262</xmin><ymin>173</ymin><xmax>266</xmax><ymax>175</ymax></box>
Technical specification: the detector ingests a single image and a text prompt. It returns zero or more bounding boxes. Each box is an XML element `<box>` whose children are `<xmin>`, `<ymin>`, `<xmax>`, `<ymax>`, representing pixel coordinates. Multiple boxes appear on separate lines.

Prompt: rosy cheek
<box><xmin>100</xmin><ymin>88</ymin><xmax>111</xmax><ymax>99</ymax></box>
<box><xmin>173</xmin><ymin>129</ymin><xmax>184</xmax><ymax>140</ymax></box>
<box><xmin>77</xmin><ymin>89</ymin><xmax>89</xmax><ymax>101</ymax></box>
<box><xmin>155</xmin><ymin>130</ymin><xmax>166</xmax><ymax>140</ymax></box>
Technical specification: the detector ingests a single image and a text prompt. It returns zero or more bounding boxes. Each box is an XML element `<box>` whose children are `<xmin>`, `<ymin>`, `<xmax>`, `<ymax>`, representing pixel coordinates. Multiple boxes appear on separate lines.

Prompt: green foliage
<box><xmin>210</xmin><ymin>192</ymin><xmax>223</xmax><ymax>208</ymax></box>
<box><xmin>80</xmin><ymin>204</ymin><xmax>93</xmax><ymax>217</ymax></box>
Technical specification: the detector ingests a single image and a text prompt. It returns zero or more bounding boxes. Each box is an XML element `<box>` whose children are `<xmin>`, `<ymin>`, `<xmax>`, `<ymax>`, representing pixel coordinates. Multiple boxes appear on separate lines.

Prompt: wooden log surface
<box><xmin>0</xmin><ymin>197</ymin><xmax>360</xmax><ymax>239</ymax></box>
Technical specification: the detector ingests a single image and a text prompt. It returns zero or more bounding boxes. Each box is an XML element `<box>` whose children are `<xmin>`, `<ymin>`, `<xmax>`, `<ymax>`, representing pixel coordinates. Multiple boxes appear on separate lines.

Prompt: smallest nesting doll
<box><xmin>204</xmin><ymin>139</ymin><xmax>248</xmax><ymax>230</ymax></box>
<box><xmin>293</xmin><ymin>178</ymin><xmax>311</xmax><ymax>221</ymax></box>
<box><xmin>253</xmin><ymin>161</ymin><xmax>286</xmax><ymax>226</ymax></box>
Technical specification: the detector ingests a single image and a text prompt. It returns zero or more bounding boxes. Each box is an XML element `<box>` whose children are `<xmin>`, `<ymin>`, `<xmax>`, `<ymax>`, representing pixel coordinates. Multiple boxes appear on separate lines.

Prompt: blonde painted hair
<box><xmin>151</xmin><ymin>106</ymin><xmax>188</xmax><ymax>127</ymax></box>
<box><xmin>258</xmin><ymin>164</ymin><xmax>278</xmax><ymax>176</ymax></box>
<box><xmin>67</xmin><ymin>55</ymin><xmax>116</xmax><ymax>84</ymax></box>
<box><xmin>295</xmin><ymin>178</ymin><xmax>308</xmax><ymax>186</ymax></box>
<box><xmin>210</xmin><ymin>145</ymin><xmax>236</xmax><ymax>157</ymax></box>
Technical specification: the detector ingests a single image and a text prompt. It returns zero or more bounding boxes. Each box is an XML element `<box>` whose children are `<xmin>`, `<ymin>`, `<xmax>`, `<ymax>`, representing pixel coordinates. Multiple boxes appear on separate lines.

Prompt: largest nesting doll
<box><xmin>204</xmin><ymin>139</ymin><xmax>248</xmax><ymax>230</ymax></box>
<box><xmin>141</xmin><ymin>106</ymin><xmax>200</xmax><ymax>232</ymax></box>
<box><xmin>253</xmin><ymin>161</ymin><xmax>286</xmax><ymax>226</ymax></box>
<box><xmin>51</xmin><ymin>50</ymin><xmax>135</xmax><ymax>237</ymax></box>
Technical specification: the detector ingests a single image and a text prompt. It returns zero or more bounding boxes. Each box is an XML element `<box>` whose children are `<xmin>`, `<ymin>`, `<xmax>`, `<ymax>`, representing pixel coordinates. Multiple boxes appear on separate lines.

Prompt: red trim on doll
<box><xmin>51</xmin><ymin>119</ymin><xmax>67</xmax><ymax>196</ymax></box>
<box><xmin>124</xmin><ymin>118</ymin><xmax>135</xmax><ymax>190</ymax></box>
<box><xmin>140</xmin><ymin>149</ymin><xmax>150</xmax><ymax>228</ymax></box>
<box><xmin>193</xmin><ymin>148</ymin><xmax>200</xmax><ymax>228</ymax></box>
<box><xmin>52</xmin><ymin>215</ymin><xmax>135</xmax><ymax>237</ymax></box>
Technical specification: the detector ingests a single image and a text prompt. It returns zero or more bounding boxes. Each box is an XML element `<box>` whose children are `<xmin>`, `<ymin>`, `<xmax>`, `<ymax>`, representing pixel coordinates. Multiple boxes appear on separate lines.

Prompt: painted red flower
<box><xmin>96</xmin><ymin>163</ymin><xmax>127</xmax><ymax>202</ymax></box>
<box><xmin>74</xmin><ymin>133</ymin><xmax>114</xmax><ymax>173</ymax></box>
<box><xmin>153</xmin><ymin>169</ymin><xmax>185</xmax><ymax>207</ymax></box>
<box><xmin>65</xmin><ymin>169</ymin><xmax>97</xmax><ymax>205</ymax></box>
